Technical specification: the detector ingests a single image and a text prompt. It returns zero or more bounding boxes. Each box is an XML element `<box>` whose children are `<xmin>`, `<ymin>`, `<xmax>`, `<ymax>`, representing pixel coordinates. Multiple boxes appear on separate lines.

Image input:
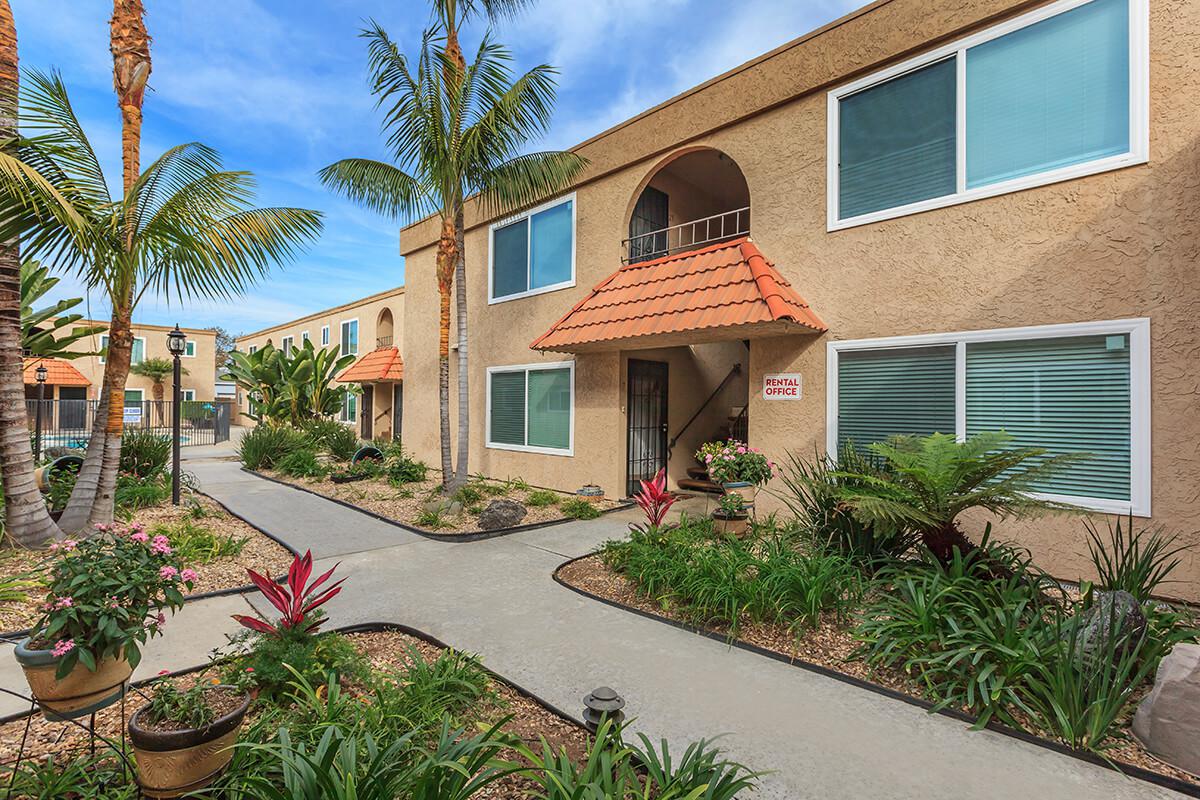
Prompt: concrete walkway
<box><xmin>4</xmin><ymin>454</ymin><xmax>1185</xmax><ymax>799</ymax></box>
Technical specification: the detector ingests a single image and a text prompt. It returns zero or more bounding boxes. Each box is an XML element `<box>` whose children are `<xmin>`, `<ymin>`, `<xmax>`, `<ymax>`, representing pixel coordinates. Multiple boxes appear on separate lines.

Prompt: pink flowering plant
<box><xmin>31</xmin><ymin>522</ymin><xmax>196</xmax><ymax>679</ymax></box>
<box><xmin>695</xmin><ymin>440</ymin><xmax>775</xmax><ymax>486</ymax></box>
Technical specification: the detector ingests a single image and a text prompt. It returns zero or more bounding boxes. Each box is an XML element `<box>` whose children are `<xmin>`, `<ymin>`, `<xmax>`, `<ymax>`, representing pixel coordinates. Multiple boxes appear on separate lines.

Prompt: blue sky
<box><xmin>14</xmin><ymin>0</ymin><xmax>857</xmax><ymax>336</ymax></box>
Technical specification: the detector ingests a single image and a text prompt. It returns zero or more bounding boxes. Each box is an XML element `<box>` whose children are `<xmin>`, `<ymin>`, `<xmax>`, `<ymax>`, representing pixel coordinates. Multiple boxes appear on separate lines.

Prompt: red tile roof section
<box><xmin>336</xmin><ymin>346</ymin><xmax>405</xmax><ymax>383</ymax></box>
<box><xmin>23</xmin><ymin>357</ymin><xmax>90</xmax><ymax>387</ymax></box>
<box><xmin>530</xmin><ymin>237</ymin><xmax>825</xmax><ymax>352</ymax></box>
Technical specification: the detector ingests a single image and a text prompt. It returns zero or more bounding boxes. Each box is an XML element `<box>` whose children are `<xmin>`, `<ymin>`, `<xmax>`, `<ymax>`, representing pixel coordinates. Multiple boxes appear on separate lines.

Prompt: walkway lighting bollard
<box><xmin>166</xmin><ymin>325</ymin><xmax>187</xmax><ymax>505</ymax></box>
<box><xmin>33</xmin><ymin>363</ymin><xmax>47</xmax><ymax>462</ymax></box>
<box><xmin>582</xmin><ymin>686</ymin><xmax>625</xmax><ymax>734</ymax></box>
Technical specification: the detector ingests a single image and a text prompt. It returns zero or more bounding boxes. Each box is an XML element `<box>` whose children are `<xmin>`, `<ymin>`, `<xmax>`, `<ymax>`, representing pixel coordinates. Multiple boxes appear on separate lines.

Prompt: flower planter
<box><xmin>722</xmin><ymin>481</ymin><xmax>757</xmax><ymax>508</ymax></box>
<box><xmin>712</xmin><ymin>511</ymin><xmax>750</xmax><ymax>538</ymax></box>
<box><xmin>128</xmin><ymin>686</ymin><xmax>251</xmax><ymax>799</ymax></box>
<box><xmin>577</xmin><ymin>484</ymin><xmax>605</xmax><ymax>503</ymax></box>
<box><xmin>14</xmin><ymin>638</ymin><xmax>132</xmax><ymax>720</ymax></box>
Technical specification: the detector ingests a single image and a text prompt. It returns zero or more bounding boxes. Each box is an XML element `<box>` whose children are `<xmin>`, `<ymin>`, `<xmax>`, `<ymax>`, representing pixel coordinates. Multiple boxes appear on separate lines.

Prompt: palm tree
<box><xmin>21</xmin><ymin>259</ymin><xmax>104</xmax><ymax>358</ymax></box>
<box><xmin>835</xmin><ymin>432</ymin><xmax>1082</xmax><ymax>563</ymax></box>
<box><xmin>0</xmin><ymin>0</ymin><xmax>61</xmax><ymax>547</ymax></box>
<box><xmin>130</xmin><ymin>356</ymin><xmax>187</xmax><ymax>426</ymax></box>
<box><xmin>0</xmin><ymin>72</ymin><xmax>322</xmax><ymax>534</ymax></box>
<box><xmin>320</xmin><ymin>20</ymin><xmax>584</xmax><ymax>492</ymax></box>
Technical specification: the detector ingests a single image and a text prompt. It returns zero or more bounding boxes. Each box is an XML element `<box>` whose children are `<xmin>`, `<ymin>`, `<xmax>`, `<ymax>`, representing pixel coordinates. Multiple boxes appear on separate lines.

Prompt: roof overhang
<box><xmin>531</xmin><ymin>237</ymin><xmax>826</xmax><ymax>354</ymax></box>
<box><xmin>337</xmin><ymin>346</ymin><xmax>405</xmax><ymax>383</ymax></box>
<box><xmin>23</xmin><ymin>357</ymin><xmax>90</xmax><ymax>387</ymax></box>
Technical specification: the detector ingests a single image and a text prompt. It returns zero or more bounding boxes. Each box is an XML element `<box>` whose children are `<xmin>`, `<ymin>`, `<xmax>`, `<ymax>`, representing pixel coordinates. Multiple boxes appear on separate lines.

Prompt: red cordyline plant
<box><xmin>634</xmin><ymin>468</ymin><xmax>676</xmax><ymax>532</ymax></box>
<box><xmin>232</xmin><ymin>551</ymin><xmax>344</xmax><ymax>637</ymax></box>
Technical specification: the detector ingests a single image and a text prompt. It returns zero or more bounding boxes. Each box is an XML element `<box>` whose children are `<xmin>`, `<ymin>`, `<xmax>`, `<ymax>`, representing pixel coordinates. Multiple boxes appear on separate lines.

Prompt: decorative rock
<box><xmin>1067</xmin><ymin>590</ymin><xmax>1147</xmax><ymax>659</ymax></box>
<box><xmin>478</xmin><ymin>499</ymin><xmax>527</xmax><ymax>531</ymax></box>
<box><xmin>422</xmin><ymin>498</ymin><xmax>463</xmax><ymax>517</ymax></box>
<box><xmin>1133</xmin><ymin>643</ymin><xmax>1200</xmax><ymax>775</ymax></box>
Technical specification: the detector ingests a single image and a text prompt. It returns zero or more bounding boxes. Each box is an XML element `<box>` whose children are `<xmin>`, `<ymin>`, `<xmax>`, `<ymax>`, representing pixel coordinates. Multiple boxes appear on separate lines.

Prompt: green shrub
<box><xmin>525</xmin><ymin>489</ymin><xmax>560</xmax><ymax>507</ymax></box>
<box><xmin>275</xmin><ymin>447</ymin><xmax>327</xmax><ymax>479</ymax></box>
<box><xmin>384</xmin><ymin>445</ymin><xmax>428</xmax><ymax>485</ymax></box>
<box><xmin>775</xmin><ymin>448</ymin><xmax>916</xmax><ymax>567</ymax></box>
<box><xmin>5</xmin><ymin>752</ymin><xmax>134</xmax><ymax>800</ymax></box>
<box><xmin>119</xmin><ymin>429</ymin><xmax>171</xmax><ymax>479</ymax></box>
<box><xmin>232</xmin><ymin>627</ymin><xmax>367</xmax><ymax>701</ymax></box>
<box><xmin>561</xmin><ymin>498</ymin><xmax>601</xmax><ymax>520</ymax></box>
<box><xmin>152</xmin><ymin>520</ymin><xmax>248</xmax><ymax>564</ymax></box>
<box><xmin>303</xmin><ymin>419</ymin><xmax>360</xmax><ymax>462</ymax></box>
<box><xmin>115</xmin><ymin>472</ymin><xmax>172</xmax><ymax>515</ymax></box>
<box><xmin>1085</xmin><ymin>514</ymin><xmax>1187</xmax><ymax>603</ymax></box>
<box><xmin>415</xmin><ymin>508</ymin><xmax>448</xmax><ymax>529</ymax></box>
<box><xmin>239</xmin><ymin>424</ymin><xmax>308</xmax><ymax>470</ymax></box>
<box><xmin>452</xmin><ymin>482</ymin><xmax>484</xmax><ymax>507</ymax></box>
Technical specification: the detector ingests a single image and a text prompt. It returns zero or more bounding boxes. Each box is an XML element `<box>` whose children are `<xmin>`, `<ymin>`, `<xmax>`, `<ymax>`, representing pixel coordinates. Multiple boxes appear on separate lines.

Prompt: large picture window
<box><xmin>828</xmin><ymin>0</ymin><xmax>1146</xmax><ymax>228</ymax></box>
<box><xmin>827</xmin><ymin>319</ymin><xmax>1149</xmax><ymax>514</ymax></box>
<box><xmin>489</xmin><ymin>195</ymin><xmax>575</xmax><ymax>303</ymax></box>
<box><xmin>486</xmin><ymin>361</ymin><xmax>574</xmax><ymax>455</ymax></box>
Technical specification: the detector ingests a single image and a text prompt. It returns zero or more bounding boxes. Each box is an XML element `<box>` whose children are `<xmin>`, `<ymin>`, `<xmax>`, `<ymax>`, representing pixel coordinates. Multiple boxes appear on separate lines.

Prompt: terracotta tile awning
<box><xmin>531</xmin><ymin>237</ymin><xmax>826</xmax><ymax>353</ymax></box>
<box><xmin>23</xmin><ymin>357</ymin><xmax>90</xmax><ymax>387</ymax></box>
<box><xmin>337</xmin><ymin>346</ymin><xmax>404</xmax><ymax>383</ymax></box>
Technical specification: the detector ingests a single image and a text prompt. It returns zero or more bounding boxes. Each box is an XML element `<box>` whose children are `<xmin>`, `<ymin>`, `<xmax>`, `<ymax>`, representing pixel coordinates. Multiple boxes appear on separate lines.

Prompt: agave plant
<box><xmin>232</xmin><ymin>551</ymin><xmax>344</xmax><ymax>636</ymax></box>
<box><xmin>634</xmin><ymin>468</ymin><xmax>676</xmax><ymax>536</ymax></box>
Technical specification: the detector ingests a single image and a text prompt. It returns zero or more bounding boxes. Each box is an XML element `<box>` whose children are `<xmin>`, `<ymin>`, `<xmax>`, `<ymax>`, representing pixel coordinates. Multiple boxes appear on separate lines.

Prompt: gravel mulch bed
<box><xmin>0</xmin><ymin>628</ymin><xmax>587</xmax><ymax>800</ymax></box>
<box><xmin>0</xmin><ymin>493</ymin><xmax>293</xmax><ymax>635</ymax></box>
<box><xmin>262</xmin><ymin>469</ymin><xmax>620</xmax><ymax>535</ymax></box>
<box><xmin>558</xmin><ymin>553</ymin><xmax>1200</xmax><ymax>790</ymax></box>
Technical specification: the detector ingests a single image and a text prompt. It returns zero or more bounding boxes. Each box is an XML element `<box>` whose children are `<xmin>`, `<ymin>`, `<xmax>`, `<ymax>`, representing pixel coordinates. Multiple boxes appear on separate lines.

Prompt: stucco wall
<box><xmin>400</xmin><ymin>0</ymin><xmax>1200</xmax><ymax>597</ymax></box>
<box><xmin>61</xmin><ymin>321</ymin><xmax>218</xmax><ymax>402</ymax></box>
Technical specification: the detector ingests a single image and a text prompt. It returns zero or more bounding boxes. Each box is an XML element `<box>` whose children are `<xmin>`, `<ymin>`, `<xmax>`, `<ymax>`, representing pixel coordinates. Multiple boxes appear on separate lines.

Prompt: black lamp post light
<box><xmin>166</xmin><ymin>324</ymin><xmax>187</xmax><ymax>505</ymax></box>
<box><xmin>33</xmin><ymin>362</ymin><xmax>48</xmax><ymax>463</ymax></box>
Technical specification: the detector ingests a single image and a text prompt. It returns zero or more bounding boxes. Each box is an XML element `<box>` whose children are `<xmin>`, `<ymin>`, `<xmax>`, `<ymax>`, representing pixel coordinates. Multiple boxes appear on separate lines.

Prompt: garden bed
<box><xmin>555</xmin><ymin>546</ymin><xmax>1200</xmax><ymax>796</ymax></box>
<box><xmin>0</xmin><ymin>492</ymin><xmax>294</xmax><ymax>636</ymax></box>
<box><xmin>256</xmin><ymin>468</ymin><xmax>625</xmax><ymax>537</ymax></box>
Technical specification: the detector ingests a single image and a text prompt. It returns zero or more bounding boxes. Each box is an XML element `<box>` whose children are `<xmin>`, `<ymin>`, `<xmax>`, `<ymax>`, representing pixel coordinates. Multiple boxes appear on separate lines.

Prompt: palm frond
<box><xmin>20</xmin><ymin>70</ymin><xmax>111</xmax><ymax>205</ymax></box>
<box><xmin>474</xmin><ymin>151</ymin><xmax>587</xmax><ymax>216</ymax></box>
<box><xmin>318</xmin><ymin>159</ymin><xmax>430</xmax><ymax>220</ymax></box>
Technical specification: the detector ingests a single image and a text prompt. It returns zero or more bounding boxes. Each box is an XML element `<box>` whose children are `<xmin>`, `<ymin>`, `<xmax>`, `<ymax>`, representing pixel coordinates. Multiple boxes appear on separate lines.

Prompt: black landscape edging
<box><xmin>552</xmin><ymin>552</ymin><xmax>1200</xmax><ymax>799</ymax></box>
<box><xmin>0</xmin><ymin>493</ymin><xmax>299</xmax><ymax>644</ymax></box>
<box><xmin>244</xmin><ymin>467</ymin><xmax>634</xmax><ymax>543</ymax></box>
<box><xmin>0</xmin><ymin>621</ymin><xmax>586</xmax><ymax>734</ymax></box>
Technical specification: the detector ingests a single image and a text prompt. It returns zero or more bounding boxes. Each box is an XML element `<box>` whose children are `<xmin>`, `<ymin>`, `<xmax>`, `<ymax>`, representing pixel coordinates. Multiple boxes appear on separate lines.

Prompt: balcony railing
<box><xmin>376</xmin><ymin>335</ymin><xmax>393</xmax><ymax>349</ymax></box>
<box><xmin>622</xmin><ymin>206</ymin><xmax>750</xmax><ymax>264</ymax></box>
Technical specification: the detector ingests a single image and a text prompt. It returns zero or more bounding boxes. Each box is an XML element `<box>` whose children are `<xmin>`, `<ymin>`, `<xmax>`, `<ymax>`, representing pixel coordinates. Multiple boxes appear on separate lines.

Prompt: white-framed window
<box><xmin>340</xmin><ymin>392</ymin><xmax>357</xmax><ymax>423</ymax></box>
<box><xmin>100</xmin><ymin>335</ymin><xmax>146</xmax><ymax>365</ymax></box>
<box><xmin>248</xmin><ymin>345</ymin><xmax>258</xmax><ymax>355</ymax></box>
<box><xmin>340</xmin><ymin>319</ymin><xmax>358</xmax><ymax>356</ymax></box>
<box><xmin>827</xmin><ymin>0</ymin><xmax>1148</xmax><ymax>230</ymax></box>
<box><xmin>826</xmin><ymin>318</ymin><xmax>1150</xmax><ymax>515</ymax></box>
<box><xmin>281</xmin><ymin>335</ymin><xmax>294</xmax><ymax>355</ymax></box>
<box><xmin>321</xmin><ymin>326</ymin><xmax>330</xmax><ymax>346</ymax></box>
<box><xmin>486</xmin><ymin>361</ymin><xmax>574</xmax><ymax>455</ymax></box>
<box><xmin>301</xmin><ymin>331</ymin><xmax>310</xmax><ymax>344</ymax></box>
<box><xmin>180</xmin><ymin>389</ymin><xmax>196</xmax><ymax>402</ymax></box>
<box><xmin>488</xmin><ymin>193</ymin><xmax>576</xmax><ymax>304</ymax></box>
<box><xmin>183</xmin><ymin>340</ymin><xmax>196</xmax><ymax>358</ymax></box>
<box><xmin>123</xmin><ymin>388</ymin><xmax>144</xmax><ymax>407</ymax></box>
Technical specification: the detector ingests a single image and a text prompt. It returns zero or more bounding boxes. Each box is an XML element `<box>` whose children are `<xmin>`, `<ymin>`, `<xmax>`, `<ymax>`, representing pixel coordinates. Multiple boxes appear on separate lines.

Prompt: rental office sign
<box><xmin>762</xmin><ymin>373</ymin><xmax>802</xmax><ymax>400</ymax></box>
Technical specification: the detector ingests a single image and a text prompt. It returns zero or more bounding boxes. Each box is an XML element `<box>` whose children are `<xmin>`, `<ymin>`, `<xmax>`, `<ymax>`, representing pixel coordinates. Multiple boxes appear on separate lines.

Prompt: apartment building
<box><xmin>233</xmin><ymin>287</ymin><xmax>405</xmax><ymax>439</ymax></box>
<box><xmin>399</xmin><ymin>0</ymin><xmax>1199</xmax><ymax>591</ymax></box>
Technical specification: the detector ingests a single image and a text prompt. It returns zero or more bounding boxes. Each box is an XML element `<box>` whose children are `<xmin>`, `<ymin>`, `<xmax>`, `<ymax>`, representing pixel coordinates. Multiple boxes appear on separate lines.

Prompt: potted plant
<box><xmin>15</xmin><ymin>524</ymin><xmax>196</xmax><ymax>719</ymax></box>
<box><xmin>696</xmin><ymin>440</ymin><xmax>775</xmax><ymax>506</ymax></box>
<box><xmin>128</xmin><ymin>672</ymin><xmax>252</xmax><ymax>798</ymax></box>
<box><xmin>711</xmin><ymin>492</ymin><xmax>750</xmax><ymax>538</ymax></box>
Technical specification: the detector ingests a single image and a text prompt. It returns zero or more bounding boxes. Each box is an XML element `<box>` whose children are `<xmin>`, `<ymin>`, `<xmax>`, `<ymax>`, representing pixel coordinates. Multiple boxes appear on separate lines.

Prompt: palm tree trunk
<box><xmin>436</xmin><ymin>216</ymin><xmax>456</xmax><ymax>491</ymax></box>
<box><xmin>453</xmin><ymin>204</ymin><xmax>469</xmax><ymax>487</ymax></box>
<box><xmin>63</xmin><ymin>1</ymin><xmax>150</xmax><ymax>532</ymax></box>
<box><xmin>0</xmin><ymin>0</ymin><xmax>60</xmax><ymax>547</ymax></box>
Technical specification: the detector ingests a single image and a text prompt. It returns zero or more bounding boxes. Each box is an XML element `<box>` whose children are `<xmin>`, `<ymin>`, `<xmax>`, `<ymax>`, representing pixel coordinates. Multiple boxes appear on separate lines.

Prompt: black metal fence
<box><xmin>24</xmin><ymin>399</ymin><xmax>231</xmax><ymax>449</ymax></box>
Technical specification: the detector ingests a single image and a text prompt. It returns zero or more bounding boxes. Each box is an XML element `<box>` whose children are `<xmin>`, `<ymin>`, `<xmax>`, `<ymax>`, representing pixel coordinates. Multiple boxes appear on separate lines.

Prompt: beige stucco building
<box><xmin>234</xmin><ymin>287</ymin><xmax>405</xmax><ymax>439</ymax></box>
<box><xmin>398</xmin><ymin>0</ymin><xmax>1200</xmax><ymax>596</ymax></box>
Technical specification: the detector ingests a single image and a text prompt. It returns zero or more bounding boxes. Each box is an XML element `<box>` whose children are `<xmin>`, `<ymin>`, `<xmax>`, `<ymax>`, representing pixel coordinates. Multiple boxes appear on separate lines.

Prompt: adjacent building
<box><xmin>233</xmin><ymin>287</ymin><xmax>405</xmax><ymax>440</ymax></box>
<box><xmin>398</xmin><ymin>0</ymin><xmax>1199</xmax><ymax>591</ymax></box>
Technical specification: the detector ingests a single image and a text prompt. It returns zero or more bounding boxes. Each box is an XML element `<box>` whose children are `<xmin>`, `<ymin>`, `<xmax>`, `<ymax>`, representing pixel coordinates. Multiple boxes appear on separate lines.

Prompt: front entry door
<box><xmin>360</xmin><ymin>385</ymin><xmax>373</xmax><ymax>440</ymax></box>
<box><xmin>626</xmin><ymin>359</ymin><xmax>668</xmax><ymax>497</ymax></box>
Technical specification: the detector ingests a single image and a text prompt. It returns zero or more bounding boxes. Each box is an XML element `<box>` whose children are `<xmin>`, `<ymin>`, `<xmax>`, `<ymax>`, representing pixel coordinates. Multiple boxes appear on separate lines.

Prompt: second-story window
<box><xmin>489</xmin><ymin>194</ymin><xmax>575</xmax><ymax>303</ymax></box>
<box><xmin>341</xmin><ymin>320</ymin><xmax>358</xmax><ymax>356</ymax></box>
<box><xmin>281</xmin><ymin>335</ymin><xmax>294</xmax><ymax>355</ymax></box>
<box><xmin>829</xmin><ymin>0</ymin><xmax>1145</xmax><ymax>228</ymax></box>
<box><xmin>321</xmin><ymin>326</ymin><xmax>330</xmax><ymax>346</ymax></box>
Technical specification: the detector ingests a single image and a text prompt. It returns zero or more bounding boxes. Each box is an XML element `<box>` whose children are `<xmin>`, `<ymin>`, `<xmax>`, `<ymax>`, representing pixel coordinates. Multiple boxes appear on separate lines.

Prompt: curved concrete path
<box><xmin>3</xmin><ymin>449</ymin><xmax>1183</xmax><ymax>799</ymax></box>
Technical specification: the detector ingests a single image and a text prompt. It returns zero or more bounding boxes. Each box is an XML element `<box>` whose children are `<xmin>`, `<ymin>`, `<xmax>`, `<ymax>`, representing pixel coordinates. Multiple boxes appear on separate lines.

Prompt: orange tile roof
<box><xmin>337</xmin><ymin>346</ymin><xmax>404</xmax><ymax>383</ymax></box>
<box><xmin>23</xmin><ymin>357</ymin><xmax>90</xmax><ymax>387</ymax></box>
<box><xmin>531</xmin><ymin>237</ymin><xmax>826</xmax><ymax>353</ymax></box>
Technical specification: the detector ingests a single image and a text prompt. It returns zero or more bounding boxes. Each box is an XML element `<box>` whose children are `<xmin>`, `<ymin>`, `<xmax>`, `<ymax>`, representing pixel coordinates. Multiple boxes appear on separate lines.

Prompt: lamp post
<box><xmin>33</xmin><ymin>363</ymin><xmax>47</xmax><ymax>462</ymax></box>
<box><xmin>166</xmin><ymin>325</ymin><xmax>187</xmax><ymax>504</ymax></box>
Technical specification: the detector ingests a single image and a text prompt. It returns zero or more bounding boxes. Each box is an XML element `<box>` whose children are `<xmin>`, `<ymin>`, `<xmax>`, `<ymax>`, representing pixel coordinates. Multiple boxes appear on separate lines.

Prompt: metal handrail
<box><xmin>622</xmin><ymin>206</ymin><xmax>750</xmax><ymax>264</ymax></box>
<box><xmin>376</xmin><ymin>335</ymin><xmax>393</xmax><ymax>348</ymax></box>
<box><xmin>666</xmin><ymin>363</ymin><xmax>742</xmax><ymax>459</ymax></box>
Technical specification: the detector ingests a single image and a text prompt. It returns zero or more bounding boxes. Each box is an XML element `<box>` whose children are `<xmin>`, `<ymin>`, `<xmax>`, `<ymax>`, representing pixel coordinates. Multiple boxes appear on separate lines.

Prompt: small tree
<box><xmin>222</xmin><ymin>340</ymin><xmax>355</xmax><ymax>426</ymax></box>
<box><xmin>130</xmin><ymin>357</ymin><xmax>188</xmax><ymax>402</ymax></box>
<box><xmin>835</xmin><ymin>432</ymin><xmax>1081</xmax><ymax>563</ymax></box>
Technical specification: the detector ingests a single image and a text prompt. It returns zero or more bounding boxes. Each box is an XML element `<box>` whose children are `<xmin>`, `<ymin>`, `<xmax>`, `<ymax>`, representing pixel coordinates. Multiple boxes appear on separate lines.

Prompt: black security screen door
<box><xmin>627</xmin><ymin>359</ymin><xmax>668</xmax><ymax>497</ymax></box>
<box><xmin>361</xmin><ymin>385</ymin><xmax>373</xmax><ymax>440</ymax></box>
<box><xmin>628</xmin><ymin>186</ymin><xmax>669</xmax><ymax>263</ymax></box>
<box><xmin>392</xmin><ymin>384</ymin><xmax>403</xmax><ymax>441</ymax></box>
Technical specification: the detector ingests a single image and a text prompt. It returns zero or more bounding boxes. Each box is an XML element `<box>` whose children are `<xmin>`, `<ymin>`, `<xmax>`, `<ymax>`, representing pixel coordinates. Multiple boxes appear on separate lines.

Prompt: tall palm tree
<box><xmin>320</xmin><ymin>20</ymin><xmax>584</xmax><ymax>492</ymax></box>
<box><xmin>0</xmin><ymin>72</ymin><xmax>323</xmax><ymax>533</ymax></box>
<box><xmin>0</xmin><ymin>0</ymin><xmax>61</xmax><ymax>547</ymax></box>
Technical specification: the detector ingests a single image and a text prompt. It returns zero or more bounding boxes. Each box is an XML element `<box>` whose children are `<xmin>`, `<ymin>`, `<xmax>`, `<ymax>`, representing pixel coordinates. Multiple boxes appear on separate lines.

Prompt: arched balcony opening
<box><xmin>624</xmin><ymin>148</ymin><xmax>750</xmax><ymax>264</ymax></box>
<box><xmin>376</xmin><ymin>308</ymin><xmax>394</xmax><ymax>349</ymax></box>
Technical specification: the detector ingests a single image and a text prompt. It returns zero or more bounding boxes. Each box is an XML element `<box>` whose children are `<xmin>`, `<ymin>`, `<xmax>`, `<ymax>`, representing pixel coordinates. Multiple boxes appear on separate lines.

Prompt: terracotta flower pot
<box><xmin>712</xmin><ymin>511</ymin><xmax>750</xmax><ymax>538</ymax></box>
<box><xmin>14</xmin><ymin>638</ymin><xmax>132</xmax><ymax>720</ymax></box>
<box><xmin>129</xmin><ymin>687</ymin><xmax>251</xmax><ymax>799</ymax></box>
